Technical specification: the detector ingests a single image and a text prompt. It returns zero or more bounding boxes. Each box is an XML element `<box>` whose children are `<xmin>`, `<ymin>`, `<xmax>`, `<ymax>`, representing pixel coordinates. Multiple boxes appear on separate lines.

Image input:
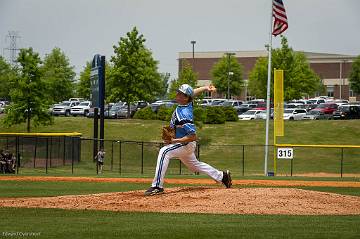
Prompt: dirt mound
<box><xmin>1</xmin><ymin>176</ymin><xmax>360</xmax><ymax>188</ymax></box>
<box><xmin>1</xmin><ymin>187</ymin><xmax>359</xmax><ymax>215</ymax></box>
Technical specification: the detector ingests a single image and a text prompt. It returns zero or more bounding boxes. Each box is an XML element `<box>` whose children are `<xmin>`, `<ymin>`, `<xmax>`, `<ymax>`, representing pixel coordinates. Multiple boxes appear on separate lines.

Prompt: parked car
<box><xmin>52</xmin><ymin>101</ymin><xmax>79</xmax><ymax>116</ymax></box>
<box><xmin>87</xmin><ymin>104</ymin><xmax>114</xmax><ymax>118</ymax></box>
<box><xmin>70</xmin><ymin>101</ymin><xmax>92</xmax><ymax>116</ymax></box>
<box><xmin>237</xmin><ymin>104</ymin><xmax>257</xmax><ymax>114</ymax></box>
<box><xmin>333</xmin><ymin>105</ymin><xmax>360</xmax><ymax>120</ymax></box>
<box><xmin>135</xmin><ymin>101</ymin><xmax>149</xmax><ymax>110</ymax></box>
<box><xmin>238</xmin><ymin>109</ymin><xmax>263</xmax><ymax>120</ymax></box>
<box><xmin>254</xmin><ymin>102</ymin><xmax>268</xmax><ymax>110</ymax></box>
<box><xmin>220</xmin><ymin>100</ymin><xmax>243</xmax><ymax>110</ymax></box>
<box><xmin>210</xmin><ymin>99</ymin><xmax>227</xmax><ymax>106</ymax></box>
<box><xmin>304</xmin><ymin>104</ymin><xmax>318</xmax><ymax>111</ymax></box>
<box><xmin>303</xmin><ymin>110</ymin><xmax>332</xmax><ymax>120</ymax></box>
<box><xmin>307</xmin><ymin>98</ymin><xmax>326</xmax><ymax>105</ymax></box>
<box><xmin>104</xmin><ymin>105</ymin><xmax>122</xmax><ymax>119</ymax></box>
<box><xmin>197</xmin><ymin>98</ymin><xmax>213</xmax><ymax>107</ymax></box>
<box><xmin>283</xmin><ymin>108</ymin><xmax>307</xmax><ymax>120</ymax></box>
<box><xmin>258</xmin><ymin>109</ymin><xmax>274</xmax><ymax>120</ymax></box>
<box><xmin>151</xmin><ymin>100</ymin><xmax>176</xmax><ymax>113</ymax></box>
<box><xmin>313</xmin><ymin>103</ymin><xmax>338</xmax><ymax>115</ymax></box>
<box><xmin>117</xmin><ymin>103</ymin><xmax>139</xmax><ymax>118</ymax></box>
<box><xmin>69</xmin><ymin>98</ymin><xmax>85</xmax><ymax>102</ymax></box>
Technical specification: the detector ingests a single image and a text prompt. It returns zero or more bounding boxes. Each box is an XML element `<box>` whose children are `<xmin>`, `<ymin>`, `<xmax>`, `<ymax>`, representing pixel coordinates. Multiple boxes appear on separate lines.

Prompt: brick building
<box><xmin>178</xmin><ymin>51</ymin><xmax>359</xmax><ymax>101</ymax></box>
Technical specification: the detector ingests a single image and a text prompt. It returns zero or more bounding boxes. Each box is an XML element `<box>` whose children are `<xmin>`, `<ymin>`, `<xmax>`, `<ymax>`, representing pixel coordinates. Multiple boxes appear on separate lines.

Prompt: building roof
<box><xmin>179</xmin><ymin>50</ymin><xmax>356</xmax><ymax>62</ymax></box>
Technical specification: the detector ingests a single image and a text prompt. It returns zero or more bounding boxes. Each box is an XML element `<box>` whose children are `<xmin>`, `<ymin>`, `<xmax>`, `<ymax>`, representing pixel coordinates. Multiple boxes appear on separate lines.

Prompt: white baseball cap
<box><xmin>177</xmin><ymin>84</ymin><xmax>194</xmax><ymax>98</ymax></box>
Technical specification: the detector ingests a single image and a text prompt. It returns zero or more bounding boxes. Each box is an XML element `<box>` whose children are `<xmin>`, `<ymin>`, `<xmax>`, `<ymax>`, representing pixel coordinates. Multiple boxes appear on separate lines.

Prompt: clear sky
<box><xmin>1</xmin><ymin>0</ymin><xmax>359</xmax><ymax>79</ymax></box>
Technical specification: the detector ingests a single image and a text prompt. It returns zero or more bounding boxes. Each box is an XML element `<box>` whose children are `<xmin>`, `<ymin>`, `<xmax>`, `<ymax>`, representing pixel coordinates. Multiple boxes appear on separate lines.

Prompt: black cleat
<box><xmin>144</xmin><ymin>187</ymin><xmax>164</xmax><ymax>196</ymax></box>
<box><xmin>222</xmin><ymin>170</ymin><xmax>232</xmax><ymax>188</ymax></box>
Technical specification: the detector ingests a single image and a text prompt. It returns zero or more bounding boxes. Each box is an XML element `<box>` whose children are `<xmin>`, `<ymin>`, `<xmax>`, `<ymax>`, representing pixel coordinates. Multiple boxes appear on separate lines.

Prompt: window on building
<box><xmin>326</xmin><ymin>85</ymin><xmax>334</xmax><ymax>97</ymax></box>
<box><xmin>350</xmin><ymin>89</ymin><xmax>355</xmax><ymax>97</ymax></box>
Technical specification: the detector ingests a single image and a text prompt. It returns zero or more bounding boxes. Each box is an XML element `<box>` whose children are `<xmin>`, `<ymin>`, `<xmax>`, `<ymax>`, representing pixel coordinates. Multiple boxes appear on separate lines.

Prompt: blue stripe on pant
<box><xmin>155</xmin><ymin>143</ymin><xmax>184</xmax><ymax>188</ymax></box>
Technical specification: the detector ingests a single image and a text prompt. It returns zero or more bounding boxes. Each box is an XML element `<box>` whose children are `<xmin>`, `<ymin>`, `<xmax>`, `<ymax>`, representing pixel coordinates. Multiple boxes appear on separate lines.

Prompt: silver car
<box><xmin>283</xmin><ymin>109</ymin><xmax>307</xmax><ymax>120</ymax></box>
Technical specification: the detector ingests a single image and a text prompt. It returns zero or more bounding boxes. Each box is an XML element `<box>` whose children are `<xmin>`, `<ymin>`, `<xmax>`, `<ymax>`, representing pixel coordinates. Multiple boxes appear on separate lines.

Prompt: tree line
<box><xmin>1</xmin><ymin>27</ymin><xmax>360</xmax><ymax>131</ymax></box>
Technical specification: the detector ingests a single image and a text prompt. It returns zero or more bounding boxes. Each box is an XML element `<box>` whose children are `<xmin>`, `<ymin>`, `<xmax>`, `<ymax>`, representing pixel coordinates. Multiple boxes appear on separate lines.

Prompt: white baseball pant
<box><xmin>151</xmin><ymin>141</ymin><xmax>223</xmax><ymax>188</ymax></box>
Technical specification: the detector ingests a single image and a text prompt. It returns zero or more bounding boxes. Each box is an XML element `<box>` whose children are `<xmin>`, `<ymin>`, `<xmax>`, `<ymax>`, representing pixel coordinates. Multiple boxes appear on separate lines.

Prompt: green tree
<box><xmin>349</xmin><ymin>55</ymin><xmax>360</xmax><ymax>94</ymax></box>
<box><xmin>3</xmin><ymin>48</ymin><xmax>52</xmax><ymax>132</ymax></box>
<box><xmin>0</xmin><ymin>56</ymin><xmax>16</xmax><ymax>100</ymax></box>
<box><xmin>42</xmin><ymin>47</ymin><xmax>76</xmax><ymax>103</ymax></box>
<box><xmin>168</xmin><ymin>61</ymin><xmax>198</xmax><ymax>99</ymax></box>
<box><xmin>158</xmin><ymin>72</ymin><xmax>170</xmax><ymax>99</ymax></box>
<box><xmin>248</xmin><ymin>36</ymin><xmax>322</xmax><ymax>101</ymax></box>
<box><xmin>108</xmin><ymin>27</ymin><xmax>162</xmax><ymax>117</ymax></box>
<box><xmin>76</xmin><ymin>62</ymin><xmax>91</xmax><ymax>99</ymax></box>
<box><xmin>211</xmin><ymin>54</ymin><xmax>244</xmax><ymax>99</ymax></box>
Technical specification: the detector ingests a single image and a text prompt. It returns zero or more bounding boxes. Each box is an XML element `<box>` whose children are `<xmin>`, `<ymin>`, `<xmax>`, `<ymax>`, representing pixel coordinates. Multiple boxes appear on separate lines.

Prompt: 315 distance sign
<box><xmin>277</xmin><ymin>148</ymin><xmax>294</xmax><ymax>159</ymax></box>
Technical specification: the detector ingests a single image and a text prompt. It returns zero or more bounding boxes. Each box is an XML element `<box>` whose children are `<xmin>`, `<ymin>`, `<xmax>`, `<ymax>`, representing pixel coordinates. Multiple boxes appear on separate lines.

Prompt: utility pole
<box><xmin>225</xmin><ymin>52</ymin><xmax>235</xmax><ymax>100</ymax></box>
<box><xmin>4</xmin><ymin>31</ymin><xmax>21</xmax><ymax>66</ymax></box>
<box><xmin>190</xmin><ymin>40</ymin><xmax>196</xmax><ymax>69</ymax></box>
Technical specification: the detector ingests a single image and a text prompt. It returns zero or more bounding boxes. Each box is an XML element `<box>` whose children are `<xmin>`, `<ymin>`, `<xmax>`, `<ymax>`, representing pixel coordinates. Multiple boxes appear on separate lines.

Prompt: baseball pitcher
<box><xmin>145</xmin><ymin>84</ymin><xmax>232</xmax><ymax>196</ymax></box>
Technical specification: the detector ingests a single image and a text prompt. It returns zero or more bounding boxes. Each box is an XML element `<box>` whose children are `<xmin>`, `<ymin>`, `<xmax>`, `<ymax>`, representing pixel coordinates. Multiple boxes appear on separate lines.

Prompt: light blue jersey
<box><xmin>170</xmin><ymin>103</ymin><xmax>196</xmax><ymax>138</ymax></box>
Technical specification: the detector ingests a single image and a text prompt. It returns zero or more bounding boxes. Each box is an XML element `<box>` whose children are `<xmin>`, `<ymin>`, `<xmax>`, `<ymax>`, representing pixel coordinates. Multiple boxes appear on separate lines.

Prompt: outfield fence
<box><xmin>0</xmin><ymin>134</ymin><xmax>359</xmax><ymax>177</ymax></box>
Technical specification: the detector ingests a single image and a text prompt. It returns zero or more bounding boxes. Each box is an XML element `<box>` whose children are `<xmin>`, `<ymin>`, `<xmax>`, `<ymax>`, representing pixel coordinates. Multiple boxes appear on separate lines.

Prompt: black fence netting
<box><xmin>0</xmin><ymin>135</ymin><xmax>359</xmax><ymax>178</ymax></box>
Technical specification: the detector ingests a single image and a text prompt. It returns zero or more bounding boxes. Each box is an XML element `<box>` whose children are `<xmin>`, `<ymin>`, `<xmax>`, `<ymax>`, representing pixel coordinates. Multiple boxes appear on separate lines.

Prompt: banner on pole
<box><xmin>274</xmin><ymin>69</ymin><xmax>284</xmax><ymax>137</ymax></box>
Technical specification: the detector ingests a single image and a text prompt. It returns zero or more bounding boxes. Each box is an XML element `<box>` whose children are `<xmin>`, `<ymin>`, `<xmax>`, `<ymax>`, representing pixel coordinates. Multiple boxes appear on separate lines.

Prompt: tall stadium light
<box><xmin>228</xmin><ymin>71</ymin><xmax>234</xmax><ymax>99</ymax></box>
<box><xmin>190</xmin><ymin>40</ymin><xmax>196</xmax><ymax>67</ymax></box>
<box><xmin>225</xmin><ymin>52</ymin><xmax>236</xmax><ymax>99</ymax></box>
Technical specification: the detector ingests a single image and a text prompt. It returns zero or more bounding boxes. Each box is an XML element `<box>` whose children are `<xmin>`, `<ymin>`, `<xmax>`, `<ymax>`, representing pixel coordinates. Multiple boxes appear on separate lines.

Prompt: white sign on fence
<box><xmin>277</xmin><ymin>148</ymin><xmax>294</xmax><ymax>159</ymax></box>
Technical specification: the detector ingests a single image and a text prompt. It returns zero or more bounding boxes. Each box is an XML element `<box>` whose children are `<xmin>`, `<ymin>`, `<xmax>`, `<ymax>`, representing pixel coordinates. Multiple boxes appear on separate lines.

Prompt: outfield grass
<box><xmin>0</xmin><ymin>207</ymin><xmax>359</xmax><ymax>239</ymax></box>
<box><xmin>1</xmin><ymin>117</ymin><xmax>360</xmax><ymax>145</ymax></box>
<box><xmin>1</xmin><ymin>117</ymin><xmax>360</xmax><ymax>177</ymax></box>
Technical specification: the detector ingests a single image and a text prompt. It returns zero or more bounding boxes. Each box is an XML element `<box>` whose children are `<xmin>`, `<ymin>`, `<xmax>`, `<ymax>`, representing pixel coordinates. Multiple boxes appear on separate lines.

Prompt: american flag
<box><xmin>272</xmin><ymin>0</ymin><xmax>288</xmax><ymax>36</ymax></box>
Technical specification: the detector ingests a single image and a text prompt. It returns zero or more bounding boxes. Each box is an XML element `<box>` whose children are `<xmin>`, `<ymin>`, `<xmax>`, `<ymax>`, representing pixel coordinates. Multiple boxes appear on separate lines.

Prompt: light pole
<box><xmin>191</xmin><ymin>40</ymin><xmax>196</xmax><ymax>68</ymax></box>
<box><xmin>339</xmin><ymin>60</ymin><xmax>343</xmax><ymax>99</ymax></box>
<box><xmin>225</xmin><ymin>52</ymin><xmax>235</xmax><ymax>99</ymax></box>
<box><xmin>227</xmin><ymin>71</ymin><xmax>234</xmax><ymax>99</ymax></box>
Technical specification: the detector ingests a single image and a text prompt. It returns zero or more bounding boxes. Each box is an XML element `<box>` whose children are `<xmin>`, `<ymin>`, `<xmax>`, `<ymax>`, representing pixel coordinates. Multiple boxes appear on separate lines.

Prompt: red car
<box><xmin>313</xmin><ymin>103</ymin><xmax>338</xmax><ymax>114</ymax></box>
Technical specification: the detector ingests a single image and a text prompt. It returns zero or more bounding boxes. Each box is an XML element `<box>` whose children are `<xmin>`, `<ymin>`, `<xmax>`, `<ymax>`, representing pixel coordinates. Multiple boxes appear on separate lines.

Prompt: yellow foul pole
<box><xmin>273</xmin><ymin>69</ymin><xmax>284</xmax><ymax>174</ymax></box>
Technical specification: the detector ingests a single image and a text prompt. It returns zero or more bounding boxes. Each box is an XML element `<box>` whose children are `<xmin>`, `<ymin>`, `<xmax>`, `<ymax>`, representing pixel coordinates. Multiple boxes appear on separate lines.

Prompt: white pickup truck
<box><xmin>52</xmin><ymin>101</ymin><xmax>79</xmax><ymax>116</ymax></box>
<box><xmin>70</xmin><ymin>101</ymin><xmax>92</xmax><ymax>116</ymax></box>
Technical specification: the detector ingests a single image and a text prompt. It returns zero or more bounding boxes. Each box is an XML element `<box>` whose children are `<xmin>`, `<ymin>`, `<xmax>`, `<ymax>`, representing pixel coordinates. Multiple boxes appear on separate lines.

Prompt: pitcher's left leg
<box><xmin>181</xmin><ymin>153</ymin><xmax>223</xmax><ymax>182</ymax></box>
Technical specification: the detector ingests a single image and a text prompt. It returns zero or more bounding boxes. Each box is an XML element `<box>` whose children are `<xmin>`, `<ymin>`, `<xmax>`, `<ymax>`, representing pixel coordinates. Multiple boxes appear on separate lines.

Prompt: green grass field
<box><xmin>0</xmin><ymin>208</ymin><xmax>359</xmax><ymax>239</ymax></box>
<box><xmin>1</xmin><ymin>116</ymin><xmax>360</xmax><ymax>145</ymax></box>
<box><xmin>1</xmin><ymin>118</ymin><xmax>360</xmax><ymax>179</ymax></box>
<box><xmin>0</xmin><ymin>181</ymin><xmax>359</xmax><ymax>239</ymax></box>
<box><xmin>1</xmin><ymin>117</ymin><xmax>360</xmax><ymax>177</ymax></box>
<box><xmin>1</xmin><ymin>118</ymin><xmax>359</xmax><ymax>238</ymax></box>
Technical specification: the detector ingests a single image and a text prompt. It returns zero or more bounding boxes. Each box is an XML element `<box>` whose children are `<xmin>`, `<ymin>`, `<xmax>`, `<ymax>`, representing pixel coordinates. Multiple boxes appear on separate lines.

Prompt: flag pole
<box><xmin>264</xmin><ymin>0</ymin><xmax>273</xmax><ymax>176</ymax></box>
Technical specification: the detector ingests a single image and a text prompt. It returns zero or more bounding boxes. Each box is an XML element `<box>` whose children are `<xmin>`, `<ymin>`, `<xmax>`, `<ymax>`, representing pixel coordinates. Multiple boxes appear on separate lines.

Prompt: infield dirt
<box><xmin>0</xmin><ymin>176</ymin><xmax>360</xmax><ymax>215</ymax></box>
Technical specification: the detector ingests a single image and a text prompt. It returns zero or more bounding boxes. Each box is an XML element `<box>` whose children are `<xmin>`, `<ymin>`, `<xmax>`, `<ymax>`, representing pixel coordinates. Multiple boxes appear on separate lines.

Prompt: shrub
<box><xmin>193</xmin><ymin>107</ymin><xmax>206</xmax><ymax>123</ymax></box>
<box><xmin>157</xmin><ymin>106</ymin><xmax>174</xmax><ymax>121</ymax></box>
<box><xmin>222</xmin><ymin>106</ymin><xmax>238</xmax><ymax>121</ymax></box>
<box><xmin>133</xmin><ymin>106</ymin><xmax>157</xmax><ymax>120</ymax></box>
<box><xmin>204</xmin><ymin>107</ymin><xmax>226</xmax><ymax>124</ymax></box>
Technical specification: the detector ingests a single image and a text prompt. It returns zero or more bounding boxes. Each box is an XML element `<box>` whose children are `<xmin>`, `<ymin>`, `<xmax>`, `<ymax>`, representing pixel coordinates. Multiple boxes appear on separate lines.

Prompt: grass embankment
<box><xmin>1</xmin><ymin>117</ymin><xmax>360</xmax><ymax>145</ymax></box>
<box><xmin>1</xmin><ymin>117</ymin><xmax>360</xmax><ymax>176</ymax></box>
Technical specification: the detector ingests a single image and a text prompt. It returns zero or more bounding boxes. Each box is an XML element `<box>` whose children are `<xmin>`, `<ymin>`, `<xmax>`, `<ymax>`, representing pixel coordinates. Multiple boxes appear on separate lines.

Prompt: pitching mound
<box><xmin>1</xmin><ymin>187</ymin><xmax>359</xmax><ymax>215</ymax></box>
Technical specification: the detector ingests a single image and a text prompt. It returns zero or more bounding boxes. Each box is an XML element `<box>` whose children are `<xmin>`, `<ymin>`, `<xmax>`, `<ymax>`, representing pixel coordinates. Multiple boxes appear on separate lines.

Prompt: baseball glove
<box><xmin>162</xmin><ymin>126</ymin><xmax>175</xmax><ymax>142</ymax></box>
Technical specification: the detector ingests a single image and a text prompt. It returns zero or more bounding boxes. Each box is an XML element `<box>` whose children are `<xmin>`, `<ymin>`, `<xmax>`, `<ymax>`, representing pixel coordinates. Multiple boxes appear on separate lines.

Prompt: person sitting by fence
<box><xmin>94</xmin><ymin>148</ymin><xmax>105</xmax><ymax>174</ymax></box>
<box><xmin>0</xmin><ymin>150</ymin><xmax>16</xmax><ymax>174</ymax></box>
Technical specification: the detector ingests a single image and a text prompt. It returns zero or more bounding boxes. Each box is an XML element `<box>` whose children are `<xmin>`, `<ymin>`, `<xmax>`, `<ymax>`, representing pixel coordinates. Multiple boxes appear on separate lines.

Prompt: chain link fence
<box><xmin>0</xmin><ymin>135</ymin><xmax>359</xmax><ymax>177</ymax></box>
